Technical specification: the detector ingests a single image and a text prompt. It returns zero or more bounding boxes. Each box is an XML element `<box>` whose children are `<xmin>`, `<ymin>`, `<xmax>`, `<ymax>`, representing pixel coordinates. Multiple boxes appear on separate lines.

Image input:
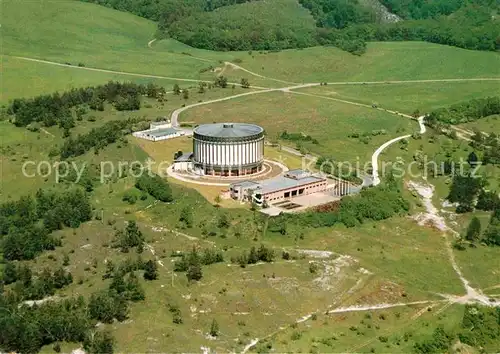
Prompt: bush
<box><xmin>135</xmin><ymin>174</ymin><xmax>173</xmax><ymax>202</ymax></box>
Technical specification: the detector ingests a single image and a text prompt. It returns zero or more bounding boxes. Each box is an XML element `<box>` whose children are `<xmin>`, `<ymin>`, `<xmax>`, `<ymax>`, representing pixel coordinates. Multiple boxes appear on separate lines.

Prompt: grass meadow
<box><xmin>182</xmin><ymin>90</ymin><xmax>417</xmax><ymax>163</ymax></box>
<box><xmin>0</xmin><ymin>86</ymin><xmax>250</xmax><ymax>201</ymax></box>
<box><xmin>267</xmin><ymin>303</ymin><xmax>467</xmax><ymax>353</ymax></box>
<box><xmin>3</xmin><ymin>1</ymin><xmax>500</xmax><ymax>103</ymax></box>
<box><xmin>460</xmin><ymin>114</ymin><xmax>500</xmax><ymax>133</ymax></box>
<box><xmin>2</xmin><ymin>1</ymin><xmax>500</xmax><ymax>352</ymax></box>
<box><xmin>234</xmin><ymin>42</ymin><xmax>500</xmax><ymax>83</ymax></box>
<box><xmin>298</xmin><ymin>81</ymin><xmax>500</xmax><ymax>114</ymax></box>
<box><xmin>29</xmin><ymin>174</ymin><xmax>471</xmax><ymax>352</ymax></box>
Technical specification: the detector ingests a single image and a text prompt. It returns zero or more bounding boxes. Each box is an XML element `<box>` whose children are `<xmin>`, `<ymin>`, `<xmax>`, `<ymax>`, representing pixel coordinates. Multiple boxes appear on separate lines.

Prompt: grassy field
<box><xmin>266</xmin><ymin>216</ymin><xmax>464</xmax><ymax>295</ymax></box>
<box><xmin>0</xmin><ymin>86</ymin><xmax>252</xmax><ymax>201</ymax></box>
<box><xmin>23</xmin><ymin>169</ymin><xmax>472</xmax><ymax>353</ymax></box>
<box><xmin>297</xmin><ymin>81</ymin><xmax>500</xmax><ymax>114</ymax></box>
<box><xmin>0</xmin><ymin>55</ymin><xmax>202</xmax><ymax>102</ymax></box>
<box><xmin>235</xmin><ymin>42</ymin><xmax>500</xmax><ymax>83</ymax></box>
<box><xmin>3</xmin><ymin>1</ymin><xmax>500</xmax><ymax>103</ymax></box>
<box><xmin>182</xmin><ymin>90</ymin><xmax>417</xmax><ymax>163</ymax></box>
<box><xmin>267</xmin><ymin>303</ymin><xmax>468</xmax><ymax>353</ymax></box>
<box><xmin>3</xmin><ymin>1</ymin><xmax>500</xmax><ymax>352</ymax></box>
<box><xmin>460</xmin><ymin>114</ymin><xmax>500</xmax><ymax>133</ymax></box>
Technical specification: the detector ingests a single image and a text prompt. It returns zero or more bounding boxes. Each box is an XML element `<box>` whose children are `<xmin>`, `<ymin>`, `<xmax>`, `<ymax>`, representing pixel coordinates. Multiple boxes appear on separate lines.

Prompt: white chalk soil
<box><xmin>408</xmin><ymin>180</ymin><xmax>499</xmax><ymax>307</ymax></box>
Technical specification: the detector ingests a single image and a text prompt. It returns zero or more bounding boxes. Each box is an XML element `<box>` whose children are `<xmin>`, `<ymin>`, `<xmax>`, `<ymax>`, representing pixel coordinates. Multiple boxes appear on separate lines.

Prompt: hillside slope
<box><xmin>1</xmin><ymin>0</ymin><xmax>219</xmax><ymax>79</ymax></box>
<box><xmin>168</xmin><ymin>0</ymin><xmax>318</xmax><ymax>51</ymax></box>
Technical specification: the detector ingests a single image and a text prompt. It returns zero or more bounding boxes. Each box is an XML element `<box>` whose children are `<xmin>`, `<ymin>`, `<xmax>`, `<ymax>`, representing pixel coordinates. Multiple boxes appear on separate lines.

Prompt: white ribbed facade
<box><xmin>193</xmin><ymin>139</ymin><xmax>264</xmax><ymax>167</ymax></box>
<box><xmin>192</xmin><ymin>123</ymin><xmax>265</xmax><ymax>176</ymax></box>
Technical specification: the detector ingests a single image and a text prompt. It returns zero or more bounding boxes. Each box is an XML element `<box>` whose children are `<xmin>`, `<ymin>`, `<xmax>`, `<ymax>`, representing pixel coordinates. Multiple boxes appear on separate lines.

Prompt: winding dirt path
<box><xmin>40</xmin><ymin>127</ymin><xmax>55</xmax><ymax>137</ymax></box>
<box><xmin>224</xmin><ymin>61</ymin><xmax>297</xmax><ymax>85</ymax></box>
<box><xmin>169</xmin><ymin>83</ymin><xmax>319</xmax><ymax>128</ymax></box>
<box><xmin>147</xmin><ymin>38</ymin><xmax>156</xmax><ymax>48</ymax></box>
<box><xmin>371</xmin><ymin>116</ymin><xmax>425</xmax><ymax>185</ymax></box>
<box><xmin>9</xmin><ymin>55</ymin><xmax>266</xmax><ymax>88</ymax></box>
<box><xmin>408</xmin><ymin>180</ymin><xmax>499</xmax><ymax>307</ymax></box>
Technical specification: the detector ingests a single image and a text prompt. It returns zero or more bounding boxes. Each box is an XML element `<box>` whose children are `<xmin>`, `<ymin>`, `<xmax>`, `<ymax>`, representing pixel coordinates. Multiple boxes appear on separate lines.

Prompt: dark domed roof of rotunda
<box><xmin>193</xmin><ymin>123</ymin><xmax>263</xmax><ymax>138</ymax></box>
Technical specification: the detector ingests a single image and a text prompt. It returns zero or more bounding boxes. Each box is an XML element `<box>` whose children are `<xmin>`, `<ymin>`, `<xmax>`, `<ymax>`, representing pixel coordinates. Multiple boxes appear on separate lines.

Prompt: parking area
<box><xmin>260</xmin><ymin>191</ymin><xmax>341</xmax><ymax>215</ymax></box>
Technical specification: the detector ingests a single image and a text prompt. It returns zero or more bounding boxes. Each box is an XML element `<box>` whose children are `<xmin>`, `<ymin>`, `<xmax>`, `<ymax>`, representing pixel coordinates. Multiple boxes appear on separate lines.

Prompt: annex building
<box><xmin>230</xmin><ymin>169</ymin><xmax>331</xmax><ymax>205</ymax></box>
<box><xmin>133</xmin><ymin>121</ymin><xmax>185</xmax><ymax>142</ymax></box>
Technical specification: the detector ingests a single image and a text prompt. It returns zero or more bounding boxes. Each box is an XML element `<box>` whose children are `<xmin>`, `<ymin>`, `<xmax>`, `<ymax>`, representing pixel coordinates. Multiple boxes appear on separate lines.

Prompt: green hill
<box><xmin>1</xmin><ymin>0</ymin><xmax>223</xmax><ymax>80</ymax></box>
<box><xmin>1</xmin><ymin>0</ymin><xmax>499</xmax><ymax>102</ymax></box>
<box><xmin>167</xmin><ymin>0</ymin><xmax>318</xmax><ymax>51</ymax></box>
<box><xmin>81</xmin><ymin>0</ymin><xmax>500</xmax><ymax>53</ymax></box>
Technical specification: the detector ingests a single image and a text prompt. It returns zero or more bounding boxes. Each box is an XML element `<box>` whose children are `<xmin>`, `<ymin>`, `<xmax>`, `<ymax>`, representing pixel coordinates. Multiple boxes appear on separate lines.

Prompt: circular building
<box><xmin>193</xmin><ymin>123</ymin><xmax>264</xmax><ymax>176</ymax></box>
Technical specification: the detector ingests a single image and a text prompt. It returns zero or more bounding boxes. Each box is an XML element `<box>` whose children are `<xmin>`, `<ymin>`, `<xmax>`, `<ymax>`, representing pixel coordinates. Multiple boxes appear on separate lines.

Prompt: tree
<box><xmin>174</xmin><ymin>150</ymin><xmax>183</xmax><ymax>159</ymax></box>
<box><xmin>476</xmin><ymin>190</ymin><xmax>500</xmax><ymax>211</ymax></box>
<box><xmin>467</xmin><ymin>151</ymin><xmax>479</xmax><ymax>167</ymax></box>
<box><xmin>217</xmin><ymin>213</ymin><xmax>230</xmax><ymax>229</ymax></box>
<box><xmin>209</xmin><ymin>319</ymin><xmax>219</xmax><ymax>337</ymax></box>
<box><xmin>447</xmin><ymin>174</ymin><xmax>483</xmax><ymax>213</ymax></box>
<box><xmin>412</xmin><ymin>109</ymin><xmax>421</xmax><ymax>118</ymax></box>
<box><xmin>215</xmin><ymin>76</ymin><xmax>228</xmax><ymax>88</ymax></box>
<box><xmin>84</xmin><ymin>330</ymin><xmax>114</xmax><ymax>354</ymax></box>
<box><xmin>2</xmin><ymin>262</ymin><xmax>17</xmax><ymax>285</ymax></box>
<box><xmin>186</xmin><ymin>263</ymin><xmax>202</xmax><ymax>282</ymax></box>
<box><xmin>89</xmin><ymin>291</ymin><xmax>128</xmax><ymax>323</ymax></box>
<box><xmin>173</xmin><ymin>84</ymin><xmax>181</xmax><ymax>95</ymax></box>
<box><xmin>198</xmin><ymin>82</ymin><xmax>206</xmax><ymax>93</ymax></box>
<box><xmin>483</xmin><ymin>209</ymin><xmax>500</xmax><ymax>246</ymax></box>
<box><xmin>114</xmin><ymin>221</ymin><xmax>145</xmax><ymax>251</ymax></box>
<box><xmin>125</xmin><ymin>272</ymin><xmax>145</xmax><ymax>301</ymax></box>
<box><xmin>179</xmin><ymin>206</ymin><xmax>193</xmax><ymax>228</ymax></box>
<box><xmin>465</xmin><ymin>217</ymin><xmax>481</xmax><ymax>242</ymax></box>
<box><xmin>143</xmin><ymin>260</ymin><xmax>158</xmax><ymax>280</ymax></box>
<box><xmin>182</xmin><ymin>89</ymin><xmax>189</xmax><ymax>100</ymax></box>
<box><xmin>247</xmin><ymin>246</ymin><xmax>259</xmax><ymax>264</ymax></box>
<box><xmin>214</xmin><ymin>194</ymin><xmax>222</xmax><ymax>207</ymax></box>
<box><xmin>109</xmin><ymin>273</ymin><xmax>127</xmax><ymax>295</ymax></box>
<box><xmin>240</xmin><ymin>78</ymin><xmax>250</xmax><ymax>88</ymax></box>
<box><xmin>135</xmin><ymin>174</ymin><xmax>173</xmax><ymax>202</ymax></box>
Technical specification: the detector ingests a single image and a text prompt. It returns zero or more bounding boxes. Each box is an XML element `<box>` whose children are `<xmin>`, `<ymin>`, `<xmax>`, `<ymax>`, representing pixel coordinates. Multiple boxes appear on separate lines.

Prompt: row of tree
<box><xmin>8</xmin><ymin>81</ymin><xmax>164</xmax><ymax>128</ymax></box>
<box><xmin>0</xmin><ymin>294</ymin><xmax>113</xmax><ymax>353</ymax></box>
<box><xmin>0</xmin><ymin>188</ymin><xmax>92</xmax><ymax>260</ymax></box>
<box><xmin>313</xmin><ymin>1</ymin><xmax>500</xmax><ymax>53</ymax></box>
<box><xmin>3</xmin><ymin>264</ymin><xmax>73</xmax><ymax>300</ymax></box>
<box><xmin>174</xmin><ymin>247</ymin><xmax>224</xmax><ymax>282</ymax></box>
<box><xmin>230</xmin><ymin>244</ymin><xmax>275</xmax><ymax>267</ymax></box>
<box><xmin>379</xmin><ymin>0</ymin><xmax>489</xmax><ymax>20</ymax></box>
<box><xmin>279</xmin><ymin>131</ymin><xmax>319</xmax><ymax>145</ymax></box>
<box><xmin>425</xmin><ymin>97</ymin><xmax>500</xmax><ymax>127</ymax></box>
<box><xmin>270</xmin><ymin>173</ymin><xmax>409</xmax><ymax>232</ymax></box>
<box><xmin>60</xmin><ymin>117</ymin><xmax>145</xmax><ymax>158</ymax></box>
<box><xmin>103</xmin><ymin>256</ymin><xmax>158</xmax><ymax>281</ymax></box>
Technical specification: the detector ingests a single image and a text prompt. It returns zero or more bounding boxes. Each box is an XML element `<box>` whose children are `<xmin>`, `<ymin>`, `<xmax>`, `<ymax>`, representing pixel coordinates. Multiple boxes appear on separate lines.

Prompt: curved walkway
<box><xmin>167</xmin><ymin>159</ymin><xmax>289</xmax><ymax>186</ymax></box>
<box><xmin>147</xmin><ymin>38</ymin><xmax>156</xmax><ymax>48</ymax></box>
<box><xmin>372</xmin><ymin>116</ymin><xmax>425</xmax><ymax>186</ymax></box>
<box><xmin>170</xmin><ymin>83</ymin><xmax>320</xmax><ymax>128</ymax></box>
